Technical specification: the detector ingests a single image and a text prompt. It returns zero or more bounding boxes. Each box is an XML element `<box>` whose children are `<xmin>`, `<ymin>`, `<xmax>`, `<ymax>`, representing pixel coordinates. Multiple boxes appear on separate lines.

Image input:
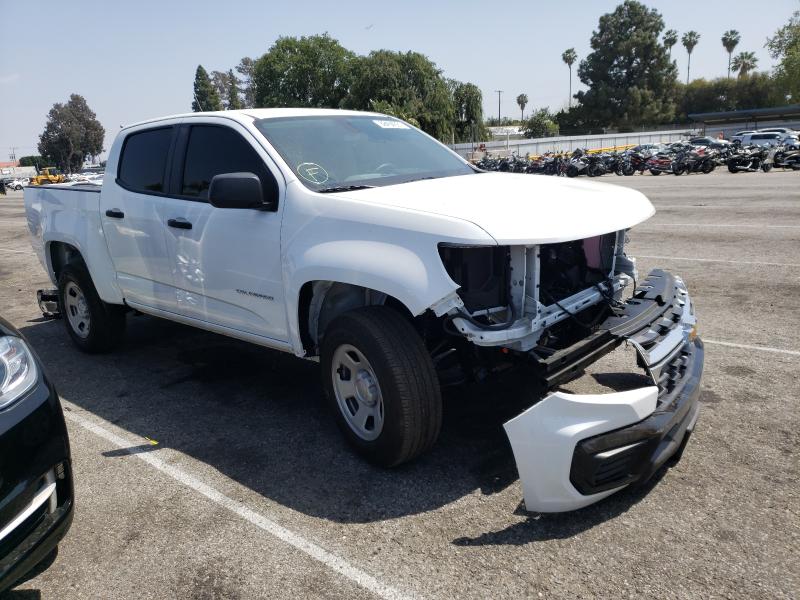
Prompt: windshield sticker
<box><xmin>296</xmin><ymin>162</ymin><xmax>329</xmax><ymax>185</ymax></box>
<box><xmin>372</xmin><ymin>119</ymin><xmax>409</xmax><ymax>129</ymax></box>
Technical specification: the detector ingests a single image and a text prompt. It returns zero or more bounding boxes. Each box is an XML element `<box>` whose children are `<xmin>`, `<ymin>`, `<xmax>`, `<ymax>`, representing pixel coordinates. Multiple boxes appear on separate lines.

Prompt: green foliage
<box><xmin>235</xmin><ymin>57</ymin><xmax>256</xmax><ymax>108</ymax></box>
<box><xmin>767</xmin><ymin>10</ymin><xmax>800</xmax><ymax>102</ymax></box>
<box><xmin>731</xmin><ymin>52</ymin><xmax>758</xmax><ymax>78</ymax></box>
<box><xmin>722</xmin><ymin>30</ymin><xmax>741</xmax><ymax>78</ymax></box>
<box><xmin>37</xmin><ymin>94</ymin><xmax>104</xmax><ymax>173</ymax></box>
<box><xmin>344</xmin><ymin>50</ymin><xmax>454</xmax><ymax>141</ymax></box>
<box><xmin>192</xmin><ymin>65</ymin><xmax>222</xmax><ymax>112</ymax></box>
<box><xmin>675</xmin><ymin>73</ymin><xmax>781</xmax><ymax>119</ymax></box>
<box><xmin>19</xmin><ymin>155</ymin><xmax>46</xmax><ymax>169</ymax></box>
<box><xmin>522</xmin><ymin>108</ymin><xmax>559</xmax><ymax>138</ymax></box>
<box><xmin>516</xmin><ymin>93</ymin><xmax>528</xmax><ymax>121</ymax></box>
<box><xmin>575</xmin><ymin>0</ymin><xmax>678</xmax><ymax>128</ymax></box>
<box><xmin>561</xmin><ymin>48</ymin><xmax>577</xmax><ymax>68</ymax></box>
<box><xmin>227</xmin><ymin>69</ymin><xmax>242</xmax><ymax>110</ymax></box>
<box><xmin>252</xmin><ymin>34</ymin><xmax>354</xmax><ymax>108</ymax></box>
<box><xmin>451</xmin><ymin>81</ymin><xmax>488</xmax><ymax>142</ymax></box>
<box><xmin>682</xmin><ymin>31</ymin><xmax>701</xmax><ymax>83</ymax></box>
<box><xmin>663</xmin><ymin>29</ymin><xmax>678</xmax><ymax>57</ymax></box>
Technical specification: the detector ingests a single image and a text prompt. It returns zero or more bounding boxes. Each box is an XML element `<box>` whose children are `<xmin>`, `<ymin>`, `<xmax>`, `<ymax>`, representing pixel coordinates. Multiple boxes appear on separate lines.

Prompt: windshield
<box><xmin>255</xmin><ymin>115</ymin><xmax>475</xmax><ymax>191</ymax></box>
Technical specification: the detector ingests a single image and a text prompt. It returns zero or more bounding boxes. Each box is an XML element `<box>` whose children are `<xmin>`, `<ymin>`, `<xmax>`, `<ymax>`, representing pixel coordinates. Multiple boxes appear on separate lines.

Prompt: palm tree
<box><xmin>731</xmin><ymin>51</ymin><xmax>758</xmax><ymax>78</ymax></box>
<box><xmin>663</xmin><ymin>29</ymin><xmax>678</xmax><ymax>59</ymax></box>
<box><xmin>721</xmin><ymin>30</ymin><xmax>741</xmax><ymax>79</ymax></box>
<box><xmin>682</xmin><ymin>31</ymin><xmax>701</xmax><ymax>84</ymax></box>
<box><xmin>561</xmin><ymin>48</ymin><xmax>577</xmax><ymax>107</ymax></box>
<box><xmin>516</xmin><ymin>93</ymin><xmax>528</xmax><ymax>121</ymax></box>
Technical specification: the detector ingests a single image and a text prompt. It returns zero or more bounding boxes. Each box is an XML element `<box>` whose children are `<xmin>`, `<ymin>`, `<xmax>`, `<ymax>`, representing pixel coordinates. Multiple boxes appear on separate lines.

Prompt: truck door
<box><xmin>100</xmin><ymin>125</ymin><xmax>177</xmax><ymax>312</ymax></box>
<box><xmin>159</xmin><ymin>121</ymin><xmax>288</xmax><ymax>342</ymax></box>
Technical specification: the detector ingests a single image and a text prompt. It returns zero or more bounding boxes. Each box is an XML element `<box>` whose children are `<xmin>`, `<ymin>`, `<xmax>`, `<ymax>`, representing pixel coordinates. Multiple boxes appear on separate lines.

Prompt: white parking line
<box><xmin>636</xmin><ymin>255</ymin><xmax>800</xmax><ymax>268</ymax></box>
<box><xmin>643</xmin><ymin>223</ymin><xmax>800</xmax><ymax>229</ymax></box>
<box><xmin>704</xmin><ymin>340</ymin><xmax>800</xmax><ymax>357</ymax></box>
<box><xmin>0</xmin><ymin>248</ymin><xmax>29</xmax><ymax>254</ymax></box>
<box><xmin>62</xmin><ymin>404</ymin><xmax>411</xmax><ymax>600</ymax></box>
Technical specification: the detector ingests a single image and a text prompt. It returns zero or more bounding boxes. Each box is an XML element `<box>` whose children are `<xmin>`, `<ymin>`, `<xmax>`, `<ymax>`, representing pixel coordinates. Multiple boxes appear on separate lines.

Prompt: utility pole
<box><xmin>494</xmin><ymin>90</ymin><xmax>503</xmax><ymax>124</ymax></box>
<box><xmin>9</xmin><ymin>147</ymin><xmax>17</xmax><ymax>162</ymax></box>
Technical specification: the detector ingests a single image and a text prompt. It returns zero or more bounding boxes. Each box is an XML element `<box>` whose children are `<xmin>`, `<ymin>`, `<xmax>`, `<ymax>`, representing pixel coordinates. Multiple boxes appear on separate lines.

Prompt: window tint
<box><xmin>119</xmin><ymin>127</ymin><xmax>172</xmax><ymax>193</ymax></box>
<box><xmin>181</xmin><ymin>125</ymin><xmax>275</xmax><ymax>200</ymax></box>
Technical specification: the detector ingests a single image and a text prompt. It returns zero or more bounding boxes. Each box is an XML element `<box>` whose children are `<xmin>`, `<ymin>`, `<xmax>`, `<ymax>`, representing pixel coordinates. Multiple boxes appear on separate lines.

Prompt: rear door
<box><xmin>100</xmin><ymin>125</ymin><xmax>177</xmax><ymax>311</ymax></box>
<box><xmin>159</xmin><ymin>119</ymin><xmax>288</xmax><ymax>341</ymax></box>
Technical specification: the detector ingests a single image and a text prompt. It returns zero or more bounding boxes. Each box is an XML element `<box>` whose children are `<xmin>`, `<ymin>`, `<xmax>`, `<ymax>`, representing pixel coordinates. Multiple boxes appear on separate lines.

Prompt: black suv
<box><xmin>0</xmin><ymin>316</ymin><xmax>74</xmax><ymax>593</ymax></box>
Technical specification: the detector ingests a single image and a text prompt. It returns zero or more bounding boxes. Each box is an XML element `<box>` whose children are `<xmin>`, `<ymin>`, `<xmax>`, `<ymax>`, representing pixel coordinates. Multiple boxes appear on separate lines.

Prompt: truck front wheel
<box><xmin>321</xmin><ymin>306</ymin><xmax>442</xmax><ymax>467</ymax></box>
<box><xmin>58</xmin><ymin>263</ymin><xmax>126</xmax><ymax>353</ymax></box>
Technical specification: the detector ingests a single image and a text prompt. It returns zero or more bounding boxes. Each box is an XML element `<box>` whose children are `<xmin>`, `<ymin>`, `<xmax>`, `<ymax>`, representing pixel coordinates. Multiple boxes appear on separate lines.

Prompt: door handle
<box><xmin>105</xmin><ymin>208</ymin><xmax>124</xmax><ymax>219</ymax></box>
<box><xmin>167</xmin><ymin>218</ymin><xmax>192</xmax><ymax>230</ymax></box>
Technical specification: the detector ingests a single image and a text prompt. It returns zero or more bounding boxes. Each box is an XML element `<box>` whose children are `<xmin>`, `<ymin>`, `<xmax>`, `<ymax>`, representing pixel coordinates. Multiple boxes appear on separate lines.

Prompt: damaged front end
<box><xmin>435</xmin><ymin>236</ymin><xmax>704</xmax><ymax>513</ymax></box>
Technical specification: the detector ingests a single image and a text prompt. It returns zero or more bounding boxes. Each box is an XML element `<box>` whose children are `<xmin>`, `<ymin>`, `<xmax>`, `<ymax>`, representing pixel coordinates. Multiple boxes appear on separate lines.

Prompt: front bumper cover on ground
<box><xmin>504</xmin><ymin>269</ymin><xmax>704</xmax><ymax>513</ymax></box>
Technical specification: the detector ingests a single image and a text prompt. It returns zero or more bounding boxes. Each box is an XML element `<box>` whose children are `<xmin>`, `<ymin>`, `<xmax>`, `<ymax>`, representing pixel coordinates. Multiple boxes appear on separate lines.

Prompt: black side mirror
<box><xmin>208</xmin><ymin>172</ymin><xmax>274</xmax><ymax>210</ymax></box>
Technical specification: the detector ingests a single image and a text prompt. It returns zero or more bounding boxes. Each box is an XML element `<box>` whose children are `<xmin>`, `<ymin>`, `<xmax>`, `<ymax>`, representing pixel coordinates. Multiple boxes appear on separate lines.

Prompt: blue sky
<box><xmin>1</xmin><ymin>0</ymin><xmax>796</xmax><ymax>159</ymax></box>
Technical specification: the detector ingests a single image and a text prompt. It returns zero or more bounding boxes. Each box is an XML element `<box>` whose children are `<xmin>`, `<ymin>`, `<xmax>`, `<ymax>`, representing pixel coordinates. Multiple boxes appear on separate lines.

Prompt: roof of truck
<box><xmin>121</xmin><ymin>108</ymin><xmax>384</xmax><ymax>131</ymax></box>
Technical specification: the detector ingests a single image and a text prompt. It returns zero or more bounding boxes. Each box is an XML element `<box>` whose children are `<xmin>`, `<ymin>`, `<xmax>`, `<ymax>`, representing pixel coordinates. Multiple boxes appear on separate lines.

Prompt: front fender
<box><xmin>285</xmin><ymin>240</ymin><xmax>458</xmax><ymax>355</ymax></box>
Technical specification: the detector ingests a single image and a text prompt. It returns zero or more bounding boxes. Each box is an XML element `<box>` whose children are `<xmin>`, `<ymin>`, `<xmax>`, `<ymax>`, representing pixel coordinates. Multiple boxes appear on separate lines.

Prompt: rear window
<box><xmin>118</xmin><ymin>127</ymin><xmax>173</xmax><ymax>193</ymax></box>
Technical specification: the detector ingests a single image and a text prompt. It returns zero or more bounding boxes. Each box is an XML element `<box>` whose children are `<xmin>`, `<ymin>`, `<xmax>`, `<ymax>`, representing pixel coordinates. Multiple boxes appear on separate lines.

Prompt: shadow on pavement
<box><xmin>19</xmin><ymin>314</ymin><xmax>660</xmax><ymax>537</ymax></box>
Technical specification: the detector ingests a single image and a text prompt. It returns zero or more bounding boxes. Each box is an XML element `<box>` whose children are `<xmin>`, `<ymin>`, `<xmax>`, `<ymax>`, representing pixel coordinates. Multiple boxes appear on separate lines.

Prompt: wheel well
<box><xmin>48</xmin><ymin>242</ymin><xmax>84</xmax><ymax>281</ymax></box>
<box><xmin>298</xmin><ymin>281</ymin><xmax>413</xmax><ymax>356</ymax></box>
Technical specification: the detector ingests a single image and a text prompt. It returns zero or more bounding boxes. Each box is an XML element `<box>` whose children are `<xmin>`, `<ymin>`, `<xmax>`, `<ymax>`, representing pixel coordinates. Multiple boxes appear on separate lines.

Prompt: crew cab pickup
<box><xmin>24</xmin><ymin>109</ymin><xmax>704</xmax><ymax>512</ymax></box>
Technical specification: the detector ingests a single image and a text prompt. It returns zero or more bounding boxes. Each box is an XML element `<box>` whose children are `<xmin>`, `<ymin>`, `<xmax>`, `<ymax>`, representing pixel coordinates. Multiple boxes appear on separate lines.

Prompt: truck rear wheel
<box><xmin>58</xmin><ymin>263</ymin><xmax>125</xmax><ymax>353</ymax></box>
<box><xmin>320</xmin><ymin>306</ymin><xmax>442</xmax><ymax>467</ymax></box>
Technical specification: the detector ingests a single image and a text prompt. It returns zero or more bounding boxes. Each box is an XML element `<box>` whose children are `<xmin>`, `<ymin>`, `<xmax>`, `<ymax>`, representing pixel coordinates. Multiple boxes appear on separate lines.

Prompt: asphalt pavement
<box><xmin>0</xmin><ymin>170</ymin><xmax>797</xmax><ymax>599</ymax></box>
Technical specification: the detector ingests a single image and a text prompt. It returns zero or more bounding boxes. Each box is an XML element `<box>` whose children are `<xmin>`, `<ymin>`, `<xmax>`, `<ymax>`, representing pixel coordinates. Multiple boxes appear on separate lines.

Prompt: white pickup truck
<box><xmin>24</xmin><ymin>109</ymin><xmax>704</xmax><ymax>512</ymax></box>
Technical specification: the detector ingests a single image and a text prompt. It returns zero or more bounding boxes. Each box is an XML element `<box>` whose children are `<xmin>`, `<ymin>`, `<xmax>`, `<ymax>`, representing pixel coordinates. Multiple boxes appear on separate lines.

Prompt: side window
<box><xmin>118</xmin><ymin>127</ymin><xmax>173</xmax><ymax>193</ymax></box>
<box><xmin>181</xmin><ymin>125</ymin><xmax>276</xmax><ymax>201</ymax></box>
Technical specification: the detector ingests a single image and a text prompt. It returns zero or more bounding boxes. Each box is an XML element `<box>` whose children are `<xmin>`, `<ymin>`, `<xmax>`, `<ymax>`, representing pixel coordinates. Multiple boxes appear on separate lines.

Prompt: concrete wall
<box><xmin>450</xmin><ymin>128</ymin><xmax>699</xmax><ymax>159</ymax></box>
<box><xmin>0</xmin><ymin>166</ymin><xmax>37</xmax><ymax>177</ymax></box>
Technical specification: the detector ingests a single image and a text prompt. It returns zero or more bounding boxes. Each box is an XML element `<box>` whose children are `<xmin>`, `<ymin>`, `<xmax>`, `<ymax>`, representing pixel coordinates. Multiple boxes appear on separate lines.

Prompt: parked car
<box><xmin>0</xmin><ymin>316</ymin><xmax>74</xmax><ymax>593</ymax></box>
<box><xmin>689</xmin><ymin>136</ymin><xmax>730</xmax><ymax>149</ymax></box>
<box><xmin>8</xmin><ymin>179</ymin><xmax>29</xmax><ymax>191</ymax></box>
<box><xmin>740</xmin><ymin>132</ymin><xmax>784</xmax><ymax>147</ymax></box>
<box><xmin>731</xmin><ymin>130</ymin><xmax>755</xmax><ymax>143</ymax></box>
<box><xmin>24</xmin><ymin>108</ymin><xmax>703</xmax><ymax>513</ymax></box>
<box><xmin>758</xmin><ymin>127</ymin><xmax>796</xmax><ymax>136</ymax></box>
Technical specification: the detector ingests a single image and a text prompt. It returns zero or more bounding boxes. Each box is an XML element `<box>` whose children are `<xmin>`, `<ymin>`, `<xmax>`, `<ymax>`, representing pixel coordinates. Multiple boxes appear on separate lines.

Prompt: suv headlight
<box><xmin>0</xmin><ymin>335</ymin><xmax>38</xmax><ymax>409</ymax></box>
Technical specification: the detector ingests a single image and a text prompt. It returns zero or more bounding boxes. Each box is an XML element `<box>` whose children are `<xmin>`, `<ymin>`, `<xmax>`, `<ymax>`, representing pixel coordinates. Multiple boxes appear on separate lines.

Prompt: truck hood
<box><xmin>340</xmin><ymin>172</ymin><xmax>655</xmax><ymax>244</ymax></box>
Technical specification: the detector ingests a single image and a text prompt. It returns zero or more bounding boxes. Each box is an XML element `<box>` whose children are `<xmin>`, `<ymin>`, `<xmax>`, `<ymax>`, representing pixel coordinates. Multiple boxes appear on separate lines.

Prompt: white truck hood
<box><xmin>342</xmin><ymin>172</ymin><xmax>655</xmax><ymax>245</ymax></box>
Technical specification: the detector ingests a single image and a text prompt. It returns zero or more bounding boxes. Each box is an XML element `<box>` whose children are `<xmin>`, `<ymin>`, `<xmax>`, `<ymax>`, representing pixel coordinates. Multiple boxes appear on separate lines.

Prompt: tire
<box><xmin>672</xmin><ymin>165</ymin><xmax>685</xmax><ymax>175</ymax></box>
<box><xmin>728</xmin><ymin>163</ymin><xmax>738</xmax><ymax>173</ymax></box>
<box><xmin>57</xmin><ymin>262</ymin><xmax>125</xmax><ymax>353</ymax></box>
<box><xmin>320</xmin><ymin>306</ymin><xmax>442</xmax><ymax>467</ymax></box>
<box><xmin>702</xmin><ymin>161</ymin><xmax>715</xmax><ymax>174</ymax></box>
<box><xmin>762</xmin><ymin>163</ymin><xmax>773</xmax><ymax>172</ymax></box>
<box><xmin>649</xmin><ymin>169</ymin><xmax>661</xmax><ymax>176</ymax></box>
<box><xmin>566</xmin><ymin>165</ymin><xmax>579</xmax><ymax>178</ymax></box>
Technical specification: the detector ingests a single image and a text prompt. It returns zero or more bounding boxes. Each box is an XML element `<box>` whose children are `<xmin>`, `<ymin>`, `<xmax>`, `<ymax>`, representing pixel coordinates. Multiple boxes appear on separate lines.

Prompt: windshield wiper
<box><xmin>317</xmin><ymin>184</ymin><xmax>375</xmax><ymax>193</ymax></box>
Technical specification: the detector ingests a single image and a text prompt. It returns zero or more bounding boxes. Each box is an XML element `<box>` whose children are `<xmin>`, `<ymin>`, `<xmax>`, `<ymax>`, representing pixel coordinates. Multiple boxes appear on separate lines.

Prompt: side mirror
<box><xmin>208</xmin><ymin>172</ymin><xmax>274</xmax><ymax>210</ymax></box>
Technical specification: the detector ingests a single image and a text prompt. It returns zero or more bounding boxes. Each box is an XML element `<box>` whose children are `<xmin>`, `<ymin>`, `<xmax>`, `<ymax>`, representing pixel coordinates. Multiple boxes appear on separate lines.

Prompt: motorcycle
<box><xmin>727</xmin><ymin>145</ymin><xmax>773</xmax><ymax>173</ymax></box>
<box><xmin>772</xmin><ymin>146</ymin><xmax>800</xmax><ymax>170</ymax></box>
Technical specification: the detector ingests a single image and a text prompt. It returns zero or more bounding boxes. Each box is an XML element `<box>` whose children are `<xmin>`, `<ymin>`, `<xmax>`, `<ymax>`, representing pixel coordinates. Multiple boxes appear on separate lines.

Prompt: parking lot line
<box><xmin>61</xmin><ymin>403</ymin><xmax>412</xmax><ymax>600</ymax></box>
<box><xmin>643</xmin><ymin>223</ymin><xmax>800</xmax><ymax>229</ymax></box>
<box><xmin>704</xmin><ymin>339</ymin><xmax>800</xmax><ymax>357</ymax></box>
<box><xmin>636</xmin><ymin>255</ymin><xmax>800</xmax><ymax>268</ymax></box>
<box><xmin>0</xmin><ymin>247</ymin><xmax>30</xmax><ymax>254</ymax></box>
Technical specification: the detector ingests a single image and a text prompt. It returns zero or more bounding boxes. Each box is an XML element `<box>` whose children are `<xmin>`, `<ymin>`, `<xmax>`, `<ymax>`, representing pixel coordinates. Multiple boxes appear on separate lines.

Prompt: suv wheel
<box><xmin>321</xmin><ymin>306</ymin><xmax>442</xmax><ymax>467</ymax></box>
<box><xmin>58</xmin><ymin>263</ymin><xmax>125</xmax><ymax>353</ymax></box>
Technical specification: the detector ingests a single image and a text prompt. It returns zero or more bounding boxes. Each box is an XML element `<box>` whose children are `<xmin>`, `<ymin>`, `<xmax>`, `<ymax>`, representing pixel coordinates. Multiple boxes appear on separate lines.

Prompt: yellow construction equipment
<box><xmin>30</xmin><ymin>168</ymin><xmax>65</xmax><ymax>186</ymax></box>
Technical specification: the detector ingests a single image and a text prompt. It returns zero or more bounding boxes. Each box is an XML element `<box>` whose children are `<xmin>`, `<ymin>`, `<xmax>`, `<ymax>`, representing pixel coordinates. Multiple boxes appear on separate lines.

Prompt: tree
<box><xmin>682</xmin><ymin>31</ymin><xmax>700</xmax><ymax>84</ymax></box>
<box><xmin>766</xmin><ymin>9</ymin><xmax>800</xmax><ymax>102</ymax></box>
<box><xmin>344</xmin><ymin>50</ymin><xmax>454</xmax><ymax>141</ymax></box>
<box><xmin>721</xmin><ymin>30</ymin><xmax>741</xmax><ymax>79</ymax></box>
<box><xmin>226</xmin><ymin>69</ymin><xmax>242</xmax><ymax>110</ymax></box>
<box><xmin>516</xmin><ymin>93</ymin><xmax>528</xmax><ymax>120</ymax></box>
<box><xmin>663</xmin><ymin>29</ymin><xmax>678</xmax><ymax>58</ymax></box>
<box><xmin>253</xmin><ymin>34</ymin><xmax>354</xmax><ymax>108</ymax></box>
<box><xmin>236</xmin><ymin>57</ymin><xmax>257</xmax><ymax>108</ymax></box>
<box><xmin>731</xmin><ymin>51</ymin><xmax>758</xmax><ymax>78</ymax></box>
<box><xmin>522</xmin><ymin>108</ymin><xmax>559</xmax><ymax>138</ymax></box>
<box><xmin>675</xmin><ymin>73</ymin><xmax>780</xmax><ymax>119</ymax></box>
<box><xmin>192</xmin><ymin>65</ymin><xmax>222</xmax><ymax>112</ymax></box>
<box><xmin>19</xmin><ymin>155</ymin><xmax>47</xmax><ymax>170</ymax></box>
<box><xmin>37</xmin><ymin>94</ymin><xmax>104</xmax><ymax>173</ymax></box>
<box><xmin>561</xmin><ymin>48</ymin><xmax>577</xmax><ymax>106</ymax></box>
<box><xmin>575</xmin><ymin>1</ymin><xmax>678</xmax><ymax>128</ymax></box>
<box><xmin>209</xmin><ymin>70</ymin><xmax>231</xmax><ymax>105</ymax></box>
<box><xmin>451</xmin><ymin>81</ymin><xmax>488</xmax><ymax>142</ymax></box>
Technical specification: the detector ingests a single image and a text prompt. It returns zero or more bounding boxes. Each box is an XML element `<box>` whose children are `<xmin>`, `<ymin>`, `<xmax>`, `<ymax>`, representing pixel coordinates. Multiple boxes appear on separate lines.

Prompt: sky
<box><xmin>1</xmin><ymin>0</ymin><xmax>796</xmax><ymax>160</ymax></box>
